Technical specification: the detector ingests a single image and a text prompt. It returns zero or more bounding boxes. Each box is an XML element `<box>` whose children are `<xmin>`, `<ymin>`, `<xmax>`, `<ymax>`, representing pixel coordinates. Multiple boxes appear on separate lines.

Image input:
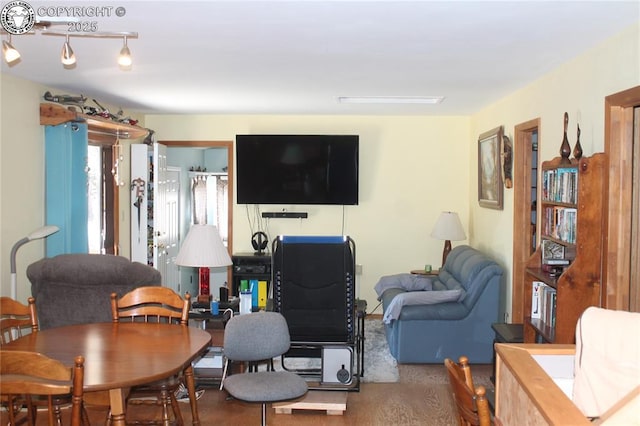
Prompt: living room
<box><xmin>1</xmin><ymin>2</ymin><xmax>639</xmax><ymax>423</ymax></box>
<box><xmin>1</xmin><ymin>11</ymin><xmax>638</xmax><ymax>314</ymax></box>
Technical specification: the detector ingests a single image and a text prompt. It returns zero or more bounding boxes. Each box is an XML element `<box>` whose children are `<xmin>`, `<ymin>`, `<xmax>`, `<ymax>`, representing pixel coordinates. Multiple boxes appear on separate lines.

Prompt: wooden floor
<box><xmin>3</xmin><ymin>313</ymin><xmax>491</xmax><ymax>425</ymax></box>
<box><xmin>2</xmin><ymin>364</ymin><xmax>494</xmax><ymax>426</ymax></box>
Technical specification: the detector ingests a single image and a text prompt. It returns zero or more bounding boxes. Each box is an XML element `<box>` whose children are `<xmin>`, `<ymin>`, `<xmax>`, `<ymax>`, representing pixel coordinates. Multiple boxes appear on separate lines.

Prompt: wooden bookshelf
<box><xmin>522</xmin><ymin>153</ymin><xmax>606</xmax><ymax>343</ymax></box>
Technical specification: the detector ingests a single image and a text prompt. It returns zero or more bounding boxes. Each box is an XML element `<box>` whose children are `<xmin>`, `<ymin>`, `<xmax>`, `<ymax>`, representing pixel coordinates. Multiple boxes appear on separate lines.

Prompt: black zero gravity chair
<box><xmin>272</xmin><ymin>235</ymin><xmax>356</xmax><ymax>379</ymax></box>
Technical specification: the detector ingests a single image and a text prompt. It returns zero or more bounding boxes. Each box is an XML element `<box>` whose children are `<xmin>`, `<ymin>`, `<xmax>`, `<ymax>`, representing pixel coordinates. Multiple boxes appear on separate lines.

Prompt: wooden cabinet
<box><xmin>522</xmin><ymin>153</ymin><xmax>606</xmax><ymax>343</ymax></box>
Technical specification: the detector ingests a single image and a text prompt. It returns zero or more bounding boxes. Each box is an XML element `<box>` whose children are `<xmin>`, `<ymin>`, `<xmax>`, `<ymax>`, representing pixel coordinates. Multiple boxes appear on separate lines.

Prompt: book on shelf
<box><xmin>530</xmin><ymin>281</ymin><xmax>557</xmax><ymax>328</ymax></box>
<box><xmin>542</xmin><ymin>286</ymin><xmax>557</xmax><ymax>328</ymax></box>
<box><xmin>531</xmin><ymin>281</ymin><xmax>545</xmax><ymax>319</ymax></box>
<box><xmin>542</xmin><ymin>167</ymin><xmax>578</xmax><ymax>204</ymax></box>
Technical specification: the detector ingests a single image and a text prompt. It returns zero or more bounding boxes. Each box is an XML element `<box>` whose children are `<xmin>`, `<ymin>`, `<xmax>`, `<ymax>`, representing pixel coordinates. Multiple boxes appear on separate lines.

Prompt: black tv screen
<box><xmin>236</xmin><ymin>134</ymin><xmax>359</xmax><ymax>205</ymax></box>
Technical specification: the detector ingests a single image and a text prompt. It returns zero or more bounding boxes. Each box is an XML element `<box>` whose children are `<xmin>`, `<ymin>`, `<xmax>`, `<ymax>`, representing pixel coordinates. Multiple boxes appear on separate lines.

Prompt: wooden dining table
<box><xmin>2</xmin><ymin>322</ymin><xmax>211</xmax><ymax>426</ymax></box>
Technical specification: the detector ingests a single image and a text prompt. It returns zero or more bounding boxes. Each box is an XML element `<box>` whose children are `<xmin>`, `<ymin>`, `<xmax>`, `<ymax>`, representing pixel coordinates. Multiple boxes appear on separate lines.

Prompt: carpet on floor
<box><xmin>271</xmin><ymin>318</ymin><xmax>400</xmax><ymax>383</ymax></box>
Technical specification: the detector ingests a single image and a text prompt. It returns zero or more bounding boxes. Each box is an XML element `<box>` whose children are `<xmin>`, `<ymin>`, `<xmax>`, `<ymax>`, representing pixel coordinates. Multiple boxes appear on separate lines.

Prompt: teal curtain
<box><xmin>45</xmin><ymin>122</ymin><xmax>89</xmax><ymax>256</ymax></box>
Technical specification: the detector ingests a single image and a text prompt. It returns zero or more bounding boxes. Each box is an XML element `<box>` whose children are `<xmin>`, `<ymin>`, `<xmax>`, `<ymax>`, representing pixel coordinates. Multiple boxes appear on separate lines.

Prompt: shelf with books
<box><xmin>529</xmin><ymin>281</ymin><xmax>557</xmax><ymax>342</ymax></box>
<box><xmin>522</xmin><ymin>153</ymin><xmax>606</xmax><ymax>344</ymax></box>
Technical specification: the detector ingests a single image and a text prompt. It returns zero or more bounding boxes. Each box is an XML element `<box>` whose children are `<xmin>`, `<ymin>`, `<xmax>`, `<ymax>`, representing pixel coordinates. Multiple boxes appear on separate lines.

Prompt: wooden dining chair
<box><xmin>1</xmin><ymin>296</ymin><xmax>90</xmax><ymax>426</ymax></box>
<box><xmin>444</xmin><ymin>356</ymin><xmax>496</xmax><ymax>426</ymax></box>
<box><xmin>111</xmin><ymin>287</ymin><xmax>192</xmax><ymax>426</ymax></box>
<box><xmin>1</xmin><ymin>350</ymin><xmax>85</xmax><ymax>426</ymax></box>
<box><xmin>1</xmin><ymin>296</ymin><xmax>39</xmax><ymax>424</ymax></box>
<box><xmin>0</xmin><ymin>296</ymin><xmax>38</xmax><ymax>344</ymax></box>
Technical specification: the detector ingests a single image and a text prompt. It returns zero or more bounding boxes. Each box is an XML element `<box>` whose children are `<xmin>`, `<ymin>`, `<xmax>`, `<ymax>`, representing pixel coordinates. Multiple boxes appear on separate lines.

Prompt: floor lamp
<box><xmin>10</xmin><ymin>225</ymin><xmax>59</xmax><ymax>300</ymax></box>
<box><xmin>430</xmin><ymin>211</ymin><xmax>466</xmax><ymax>268</ymax></box>
<box><xmin>175</xmin><ymin>224</ymin><xmax>232</xmax><ymax>301</ymax></box>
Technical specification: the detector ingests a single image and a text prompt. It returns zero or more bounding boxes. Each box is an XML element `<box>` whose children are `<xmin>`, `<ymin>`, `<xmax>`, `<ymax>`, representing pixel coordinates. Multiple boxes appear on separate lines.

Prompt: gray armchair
<box><xmin>27</xmin><ymin>254</ymin><xmax>161</xmax><ymax>329</ymax></box>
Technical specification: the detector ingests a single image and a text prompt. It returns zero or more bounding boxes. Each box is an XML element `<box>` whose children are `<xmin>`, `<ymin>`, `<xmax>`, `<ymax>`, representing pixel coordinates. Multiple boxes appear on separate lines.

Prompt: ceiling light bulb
<box><xmin>118</xmin><ymin>36</ymin><xmax>132</xmax><ymax>69</ymax></box>
<box><xmin>61</xmin><ymin>36</ymin><xmax>76</xmax><ymax>66</ymax></box>
<box><xmin>2</xmin><ymin>37</ymin><xmax>21</xmax><ymax>64</ymax></box>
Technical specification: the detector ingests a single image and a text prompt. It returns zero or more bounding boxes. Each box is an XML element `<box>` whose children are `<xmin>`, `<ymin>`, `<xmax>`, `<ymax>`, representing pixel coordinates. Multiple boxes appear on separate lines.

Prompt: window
<box><xmin>87</xmin><ymin>141</ymin><xmax>120</xmax><ymax>254</ymax></box>
<box><xmin>190</xmin><ymin>173</ymin><xmax>229</xmax><ymax>244</ymax></box>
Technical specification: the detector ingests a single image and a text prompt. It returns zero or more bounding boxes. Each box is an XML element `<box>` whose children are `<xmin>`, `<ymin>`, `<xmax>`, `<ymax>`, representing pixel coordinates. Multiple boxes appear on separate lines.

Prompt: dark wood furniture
<box><xmin>111</xmin><ymin>287</ymin><xmax>192</xmax><ymax>425</ymax></box>
<box><xmin>0</xmin><ymin>350</ymin><xmax>85</xmax><ymax>426</ymax></box>
<box><xmin>490</xmin><ymin>323</ymin><xmax>523</xmax><ymax>384</ymax></box>
<box><xmin>522</xmin><ymin>153</ymin><xmax>606</xmax><ymax>343</ymax></box>
<box><xmin>2</xmin><ymin>322</ymin><xmax>211</xmax><ymax>426</ymax></box>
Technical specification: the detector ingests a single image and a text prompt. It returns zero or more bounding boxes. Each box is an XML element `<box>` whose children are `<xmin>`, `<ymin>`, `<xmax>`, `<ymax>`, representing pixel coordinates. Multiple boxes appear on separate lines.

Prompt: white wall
<box><xmin>145</xmin><ymin>115</ymin><xmax>471</xmax><ymax>309</ymax></box>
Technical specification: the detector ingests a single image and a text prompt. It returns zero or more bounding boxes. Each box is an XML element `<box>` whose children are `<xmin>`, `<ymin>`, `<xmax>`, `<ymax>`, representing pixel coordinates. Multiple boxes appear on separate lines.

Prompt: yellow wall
<box><xmin>469</xmin><ymin>22</ymin><xmax>640</xmax><ymax>320</ymax></box>
<box><xmin>0</xmin><ymin>74</ymin><xmax>46</xmax><ymax>301</ymax></box>
<box><xmin>1</xmin><ymin>21</ymin><xmax>638</xmax><ymax>315</ymax></box>
<box><xmin>145</xmin><ymin>115</ymin><xmax>471</xmax><ymax>307</ymax></box>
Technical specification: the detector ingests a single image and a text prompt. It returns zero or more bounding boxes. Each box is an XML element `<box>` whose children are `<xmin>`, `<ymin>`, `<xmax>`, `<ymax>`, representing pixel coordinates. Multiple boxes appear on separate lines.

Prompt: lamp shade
<box><xmin>175</xmin><ymin>224</ymin><xmax>232</xmax><ymax>268</ymax></box>
<box><xmin>430</xmin><ymin>211</ymin><xmax>466</xmax><ymax>241</ymax></box>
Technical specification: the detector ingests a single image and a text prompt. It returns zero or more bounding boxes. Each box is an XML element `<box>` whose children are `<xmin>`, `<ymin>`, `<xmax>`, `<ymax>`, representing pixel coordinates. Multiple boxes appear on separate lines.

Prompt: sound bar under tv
<box><xmin>262</xmin><ymin>212</ymin><xmax>308</xmax><ymax>219</ymax></box>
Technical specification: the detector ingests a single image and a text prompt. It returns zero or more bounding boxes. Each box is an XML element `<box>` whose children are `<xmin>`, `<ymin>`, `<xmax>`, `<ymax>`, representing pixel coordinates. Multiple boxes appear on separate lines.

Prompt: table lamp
<box><xmin>10</xmin><ymin>225</ymin><xmax>60</xmax><ymax>300</ymax></box>
<box><xmin>430</xmin><ymin>211</ymin><xmax>466</xmax><ymax>267</ymax></box>
<box><xmin>175</xmin><ymin>224</ymin><xmax>232</xmax><ymax>299</ymax></box>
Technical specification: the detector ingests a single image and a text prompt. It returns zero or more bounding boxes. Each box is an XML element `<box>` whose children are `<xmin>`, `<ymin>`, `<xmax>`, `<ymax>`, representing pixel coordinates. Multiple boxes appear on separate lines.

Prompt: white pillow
<box><xmin>573</xmin><ymin>307</ymin><xmax>640</xmax><ymax>418</ymax></box>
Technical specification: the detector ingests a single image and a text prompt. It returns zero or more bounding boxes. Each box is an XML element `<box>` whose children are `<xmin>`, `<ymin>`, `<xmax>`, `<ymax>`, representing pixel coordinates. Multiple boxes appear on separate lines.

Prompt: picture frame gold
<box><xmin>478</xmin><ymin>126</ymin><xmax>504</xmax><ymax>209</ymax></box>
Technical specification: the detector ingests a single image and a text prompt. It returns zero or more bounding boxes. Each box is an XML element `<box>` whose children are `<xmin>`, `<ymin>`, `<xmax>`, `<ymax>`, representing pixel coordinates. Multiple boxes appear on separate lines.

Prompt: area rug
<box><xmin>362</xmin><ymin>318</ymin><xmax>400</xmax><ymax>383</ymax></box>
<box><xmin>272</xmin><ymin>318</ymin><xmax>400</xmax><ymax>383</ymax></box>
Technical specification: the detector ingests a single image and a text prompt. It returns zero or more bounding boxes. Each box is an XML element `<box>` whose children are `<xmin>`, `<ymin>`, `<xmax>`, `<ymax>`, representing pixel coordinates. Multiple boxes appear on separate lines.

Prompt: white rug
<box><xmin>362</xmin><ymin>318</ymin><xmax>400</xmax><ymax>383</ymax></box>
<box><xmin>272</xmin><ymin>318</ymin><xmax>399</xmax><ymax>383</ymax></box>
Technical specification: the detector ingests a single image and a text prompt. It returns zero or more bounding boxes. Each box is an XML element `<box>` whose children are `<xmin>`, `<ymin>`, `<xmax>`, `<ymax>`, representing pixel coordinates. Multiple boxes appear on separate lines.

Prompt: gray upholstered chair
<box><xmin>27</xmin><ymin>254</ymin><xmax>161</xmax><ymax>329</ymax></box>
<box><xmin>222</xmin><ymin>312</ymin><xmax>308</xmax><ymax>426</ymax></box>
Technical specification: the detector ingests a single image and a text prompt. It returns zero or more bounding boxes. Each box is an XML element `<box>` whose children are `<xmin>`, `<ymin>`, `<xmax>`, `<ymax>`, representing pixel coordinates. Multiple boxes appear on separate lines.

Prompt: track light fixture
<box><xmin>1</xmin><ymin>30</ymin><xmax>137</xmax><ymax>69</ymax></box>
<box><xmin>118</xmin><ymin>36</ymin><xmax>132</xmax><ymax>70</ymax></box>
<box><xmin>61</xmin><ymin>34</ymin><xmax>76</xmax><ymax>66</ymax></box>
<box><xmin>2</xmin><ymin>34</ymin><xmax>20</xmax><ymax>64</ymax></box>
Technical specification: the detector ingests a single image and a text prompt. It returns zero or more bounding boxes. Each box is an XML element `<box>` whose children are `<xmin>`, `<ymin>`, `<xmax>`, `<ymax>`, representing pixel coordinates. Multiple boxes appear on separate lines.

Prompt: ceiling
<box><xmin>2</xmin><ymin>1</ymin><xmax>638</xmax><ymax>115</ymax></box>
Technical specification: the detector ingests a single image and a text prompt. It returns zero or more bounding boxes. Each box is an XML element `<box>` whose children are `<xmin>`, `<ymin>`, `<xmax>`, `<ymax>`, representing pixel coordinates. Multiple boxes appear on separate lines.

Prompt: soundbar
<box><xmin>262</xmin><ymin>212</ymin><xmax>308</xmax><ymax>219</ymax></box>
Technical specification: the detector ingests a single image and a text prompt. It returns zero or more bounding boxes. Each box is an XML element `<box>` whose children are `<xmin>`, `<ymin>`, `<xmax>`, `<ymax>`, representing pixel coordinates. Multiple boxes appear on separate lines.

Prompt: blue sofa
<box><xmin>377</xmin><ymin>245</ymin><xmax>503</xmax><ymax>363</ymax></box>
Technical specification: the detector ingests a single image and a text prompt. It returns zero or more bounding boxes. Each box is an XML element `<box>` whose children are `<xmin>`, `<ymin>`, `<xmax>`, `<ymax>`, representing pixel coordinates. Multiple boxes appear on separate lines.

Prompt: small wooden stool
<box><xmin>273</xmin><ymin>391</ymin><xmax>347</xmax><ymax>415</ymax></box>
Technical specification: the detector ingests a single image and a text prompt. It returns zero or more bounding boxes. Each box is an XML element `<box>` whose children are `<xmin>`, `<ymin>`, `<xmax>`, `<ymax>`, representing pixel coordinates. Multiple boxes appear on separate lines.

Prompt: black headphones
<box><xmin>251</xmin><ymin>231</ymin><xmax>268</xmax><ymax>254</ymax></box>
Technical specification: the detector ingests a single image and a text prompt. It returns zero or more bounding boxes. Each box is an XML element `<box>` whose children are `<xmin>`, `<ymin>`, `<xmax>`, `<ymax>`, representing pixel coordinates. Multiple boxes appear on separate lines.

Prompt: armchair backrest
<box><xmin>436</xmin><ymin>245</ymin><xmax>503</xmax><ymax>311</ymax></box>
<box><xmin>28</xmin><ymin>254</ymin><xmax>161</xmax><ymax>329</ymax></box>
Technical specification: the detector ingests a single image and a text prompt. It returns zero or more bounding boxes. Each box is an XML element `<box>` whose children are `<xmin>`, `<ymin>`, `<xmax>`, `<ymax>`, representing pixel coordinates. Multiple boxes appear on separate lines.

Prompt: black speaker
<box><xmin>251</xmin><ymin>231</ymin><xmax>268</xmax><ymax>254</ymax></box>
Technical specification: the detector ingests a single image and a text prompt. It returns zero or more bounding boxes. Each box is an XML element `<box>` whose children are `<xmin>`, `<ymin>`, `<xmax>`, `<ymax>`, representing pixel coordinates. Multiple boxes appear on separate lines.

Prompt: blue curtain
<box><xmin>45</xmin><ymin>122</ymin><xmax>89</xmax><ymax>256</ymax></box>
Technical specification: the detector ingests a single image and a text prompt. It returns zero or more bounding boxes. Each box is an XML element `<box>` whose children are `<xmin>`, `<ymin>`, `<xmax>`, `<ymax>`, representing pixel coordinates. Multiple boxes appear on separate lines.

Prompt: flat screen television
<box><xmin>236</xmin><ymin>134</ymin><xmax>359</xmax><ymax>205</ymax></box>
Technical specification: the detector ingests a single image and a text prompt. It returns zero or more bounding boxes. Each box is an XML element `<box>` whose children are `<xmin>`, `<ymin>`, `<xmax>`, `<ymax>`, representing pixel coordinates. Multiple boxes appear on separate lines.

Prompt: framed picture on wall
<box><xmin>478</xmin><ymin>126</ymin><xmax>504</xmax><ymax>209</ymax></box>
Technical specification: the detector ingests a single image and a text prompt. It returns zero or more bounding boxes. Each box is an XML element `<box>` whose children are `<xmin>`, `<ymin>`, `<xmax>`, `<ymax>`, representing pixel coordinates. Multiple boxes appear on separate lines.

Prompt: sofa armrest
<box><xmin>381</xmin><ymin>288</ymin><xmax>468</xmax><ymax>321</ymax></box>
